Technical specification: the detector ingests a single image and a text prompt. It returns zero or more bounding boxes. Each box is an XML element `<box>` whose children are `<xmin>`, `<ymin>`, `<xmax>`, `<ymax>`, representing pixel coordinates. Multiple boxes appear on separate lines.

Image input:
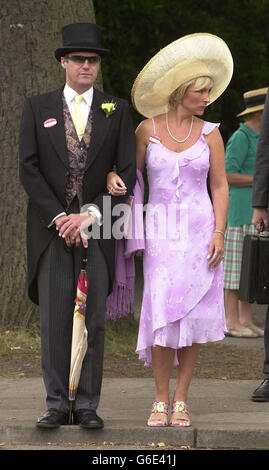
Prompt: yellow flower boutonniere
<box><xmin>101</xmin><ymin>101</ymin><xmax>117</xmax><ymax>118</ymax></box>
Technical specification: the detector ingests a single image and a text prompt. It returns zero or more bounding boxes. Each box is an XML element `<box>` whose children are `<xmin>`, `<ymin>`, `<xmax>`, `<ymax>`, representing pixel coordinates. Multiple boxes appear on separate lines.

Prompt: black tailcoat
<box><xmin>19</xmin><ymin>86</ymin><xmax>137</xmax><ymax>304</ymax></box>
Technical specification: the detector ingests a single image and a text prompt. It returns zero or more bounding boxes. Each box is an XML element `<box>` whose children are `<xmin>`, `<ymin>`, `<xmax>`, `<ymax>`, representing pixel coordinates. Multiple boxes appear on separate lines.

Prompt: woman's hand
<box><xmin>207</xmin><ymin>232</ymin><xmax>224</xmax><ymax>269</ymax></box>
<box><xmin>107</xmin><ymin>171</ymin><xmax>127</xmax><ymax>196</ymax></box>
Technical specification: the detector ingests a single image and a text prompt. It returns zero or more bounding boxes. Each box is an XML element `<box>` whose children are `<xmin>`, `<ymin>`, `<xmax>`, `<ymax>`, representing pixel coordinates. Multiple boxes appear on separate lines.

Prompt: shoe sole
<box><xmin>251</xmin><ymin>397</ymin><xmax>269</xmax><ymax>402</ymax></box>
<box><xmin>169</xmin><ymin>423</ymin><xmax>191</xmax><ymax>427</ymax></box>
<box><xmin>147</xmin><ymin>423</ymin><xmax>168</xmax><ymax>427</ymax></box>
<box><xmin>79</xmin><ymin>423</ymin><xmax>104</xmax><ymax>429</ymax></box>
<box><xmin>36</xmin><ymin>423</ymin><xmax>61</xmax><ymax>428</ymax></box>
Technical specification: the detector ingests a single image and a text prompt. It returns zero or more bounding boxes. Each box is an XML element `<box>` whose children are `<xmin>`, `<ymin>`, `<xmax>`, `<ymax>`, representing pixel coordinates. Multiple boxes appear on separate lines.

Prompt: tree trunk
<box><xmin>0</xmin><ymin>0</ymin><xmax>101</xmax><ymax>327</ymax></box>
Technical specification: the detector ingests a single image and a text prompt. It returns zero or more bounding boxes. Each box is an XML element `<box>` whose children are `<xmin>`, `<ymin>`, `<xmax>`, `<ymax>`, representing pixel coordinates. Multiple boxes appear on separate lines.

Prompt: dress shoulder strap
<box><xmin>148</xmin><ymin>118</ymin><xmax>162</xmax><ymax>144</ymax></box>
<box><xmin>202</xmin><ymin>121</ymin><xmax>220</xmax><ymax>135</ymax></box>
<box><xmin>151</xmin><ymin>118</ymin><xmax>156</xmax><ymax>135</ymax></box>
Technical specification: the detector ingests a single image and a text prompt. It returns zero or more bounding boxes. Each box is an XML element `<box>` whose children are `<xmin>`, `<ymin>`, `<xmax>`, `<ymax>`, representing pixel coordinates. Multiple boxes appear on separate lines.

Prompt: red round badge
<box><xmin>44</xmin><ymin>118</ymin><xmax>57</xmax><ymax>128</ymax></box>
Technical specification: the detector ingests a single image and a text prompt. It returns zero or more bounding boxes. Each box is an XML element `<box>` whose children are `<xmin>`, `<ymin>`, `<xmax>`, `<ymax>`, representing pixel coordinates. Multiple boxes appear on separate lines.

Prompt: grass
<box><xmin>0</xmin><ymin>315</ymin><xmax>140</xmax><ymax>378</ymax></box>
<box><xmin>0</xmin><ymin>327</ymin><xmax>41</xmax><ymax>360</ymax></box>
<box><xmin>0</xmin><ymin>315</ymin><xmax>138</xmax><ymax>357</ymax></box>
<box><xmin>105</xmin><ymin>315</ymin><xmax>139</xmax><ymax>355</ymax></box>
<box><xmin>0</xmin><ymin>315</ymin><xmax>265</xmax><ymax>380</ymax></box>
<box><xmin>0</xmin><ymin>327</ymin><xmax>41</xmax><ymax>378</ymax></box>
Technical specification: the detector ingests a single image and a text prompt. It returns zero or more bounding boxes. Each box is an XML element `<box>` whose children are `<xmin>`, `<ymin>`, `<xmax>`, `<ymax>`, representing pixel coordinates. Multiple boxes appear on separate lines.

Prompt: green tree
<box><xmin>94</xmin><ymin>0</ymin><xmax>269</xmax><ymax>140</ymax></box>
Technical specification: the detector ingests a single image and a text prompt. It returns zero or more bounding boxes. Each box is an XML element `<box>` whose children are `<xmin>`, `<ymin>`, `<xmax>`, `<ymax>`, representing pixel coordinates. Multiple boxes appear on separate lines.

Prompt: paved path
<box><xmin>1</xmin><ymin>376</ymin><xmax>269</xmax><ymax>450</ymax></box>
<box><xmin>1</xmin><ymin>276</ymin><xmax>267</xmax><ymax>451</ymax></box>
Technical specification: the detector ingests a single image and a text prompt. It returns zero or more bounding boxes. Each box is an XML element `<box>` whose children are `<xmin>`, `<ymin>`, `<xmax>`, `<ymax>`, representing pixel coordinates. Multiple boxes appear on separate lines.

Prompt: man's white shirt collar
<box><xmin>64</xmin><ymin>83</ymin><xmax>93</xmax><ymax>107</ymax></box>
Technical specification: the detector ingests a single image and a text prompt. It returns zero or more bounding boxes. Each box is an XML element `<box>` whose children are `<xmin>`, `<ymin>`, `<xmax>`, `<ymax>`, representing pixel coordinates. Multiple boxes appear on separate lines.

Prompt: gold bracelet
<box><xmin>214</xmin><ymin>230</ymin><xmax>225</xmax><ymax>236</ymax></box>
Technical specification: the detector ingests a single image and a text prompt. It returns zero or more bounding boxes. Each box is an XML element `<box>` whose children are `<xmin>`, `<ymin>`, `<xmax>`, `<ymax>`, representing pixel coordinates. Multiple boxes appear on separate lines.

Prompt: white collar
<box><xmin>64</xmin><ymin>83</ymin><xmax>94</xmax><ymax>107</ymax></box>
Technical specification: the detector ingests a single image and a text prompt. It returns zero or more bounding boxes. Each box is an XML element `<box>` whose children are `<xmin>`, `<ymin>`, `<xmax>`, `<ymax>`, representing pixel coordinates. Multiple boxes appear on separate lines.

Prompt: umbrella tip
<box><xmin>68</xmin><ymin>402</ymin><xmax>73</xmax><ymax>424</ymax></box>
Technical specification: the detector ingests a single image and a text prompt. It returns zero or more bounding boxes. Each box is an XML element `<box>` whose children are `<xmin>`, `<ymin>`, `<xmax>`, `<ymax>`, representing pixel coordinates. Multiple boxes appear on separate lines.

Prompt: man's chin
<box><xmin>76</xmin><ymin>80</ymin><xmax>94</xmax><ymax>91</ymax></box>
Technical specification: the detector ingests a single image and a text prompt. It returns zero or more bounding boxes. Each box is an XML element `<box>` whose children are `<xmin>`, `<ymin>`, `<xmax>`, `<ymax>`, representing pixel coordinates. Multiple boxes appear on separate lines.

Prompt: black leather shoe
<box><xmin>73</xmin><ymin>409</ymin><xmax>104</xmax><ymax>429</ymax></box>
<box><xmin>252</xmin><ymin>379</ymin><xmax>269</xmax><ymax>402</ymax></box>
<box><xmin>36</xmin><ymin>409</ymin><xmax>69</xmax><ymax>428</ymax></box>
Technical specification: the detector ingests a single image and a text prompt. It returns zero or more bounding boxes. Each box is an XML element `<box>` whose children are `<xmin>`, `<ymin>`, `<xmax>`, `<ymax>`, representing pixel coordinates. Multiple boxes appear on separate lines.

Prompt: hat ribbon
<box><xmin>244</xmin><ymin>94</ymin><xmax>267</xmax><ymax>108</ymax></box>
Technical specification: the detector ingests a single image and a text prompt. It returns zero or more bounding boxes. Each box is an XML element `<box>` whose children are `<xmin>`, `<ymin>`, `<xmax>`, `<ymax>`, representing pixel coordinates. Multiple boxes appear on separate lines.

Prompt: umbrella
<box><xmin>68</xmin><ymin>255</ymin><xmax>88</xmax><ymax>424</ymax></box>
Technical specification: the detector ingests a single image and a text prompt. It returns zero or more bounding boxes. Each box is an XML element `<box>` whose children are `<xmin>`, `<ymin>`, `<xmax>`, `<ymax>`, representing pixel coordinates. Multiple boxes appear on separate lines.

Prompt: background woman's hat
<box><xmin>131</xmin><ymin>33</ymin><xmax>233</xmax><ymax>118</ymax></box>
<box><xmin>237</xmin><ymin>88</ymin><xmax>268</xmax><ymax>117</ymax></box>
<box><xmin>55</xmin><ymin>23</ymin><xmax>109</xmax><ymax>61</ymax></box>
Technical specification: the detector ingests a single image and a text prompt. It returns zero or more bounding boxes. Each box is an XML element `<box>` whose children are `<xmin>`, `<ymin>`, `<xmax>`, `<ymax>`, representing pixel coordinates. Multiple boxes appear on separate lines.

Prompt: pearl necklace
<box><xmin>166</xmin><ymin>113</ymin><xmax>194</xmax><ymax>143</ymax></box>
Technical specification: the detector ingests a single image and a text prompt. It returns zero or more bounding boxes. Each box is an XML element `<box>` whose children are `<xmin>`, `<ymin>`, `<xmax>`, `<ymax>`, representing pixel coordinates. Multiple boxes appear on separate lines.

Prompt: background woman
<box><xmin>224</xmin><ymin>88</ymin><xmax>267</xmax><ymax>338</ymax></box>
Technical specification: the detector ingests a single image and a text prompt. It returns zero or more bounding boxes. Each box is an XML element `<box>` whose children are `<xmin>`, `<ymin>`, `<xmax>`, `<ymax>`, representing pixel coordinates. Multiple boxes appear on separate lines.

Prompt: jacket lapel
<box><xmin>85</xmin><ymin>88</ymin><xmax>112</xmax><ymax>171</ymax></box>
<box><xmin>40</xmin><ymin>87</ymin><xmax>69</xmax><ymax>169</ymax></box>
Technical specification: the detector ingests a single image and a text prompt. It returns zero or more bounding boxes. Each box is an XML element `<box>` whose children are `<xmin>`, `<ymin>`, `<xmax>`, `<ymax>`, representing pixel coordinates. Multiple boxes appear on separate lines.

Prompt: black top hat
<box><xmin>54</xmin><ymin>23</ymin><xmax>109</xmax><ymax>61</ymax></box>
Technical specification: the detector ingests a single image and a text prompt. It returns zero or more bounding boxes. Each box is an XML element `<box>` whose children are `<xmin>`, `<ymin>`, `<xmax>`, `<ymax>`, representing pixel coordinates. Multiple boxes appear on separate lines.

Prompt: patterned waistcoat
<box><xmin>62</xmin><ymin>94</ymin><xmax>93</xmax><ymax>210</ymax></box>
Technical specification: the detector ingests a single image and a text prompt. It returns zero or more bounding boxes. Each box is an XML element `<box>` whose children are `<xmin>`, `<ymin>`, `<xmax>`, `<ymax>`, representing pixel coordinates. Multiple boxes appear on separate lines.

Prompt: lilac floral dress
<box><xmin>136</xmin><ymin>120</ymin><xmax>226</xmax><ymax>366</ymax></box>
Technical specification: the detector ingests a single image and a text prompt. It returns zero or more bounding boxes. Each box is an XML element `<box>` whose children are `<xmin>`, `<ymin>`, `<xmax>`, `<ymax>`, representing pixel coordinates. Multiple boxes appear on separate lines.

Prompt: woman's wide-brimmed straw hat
<box><xmin>237</xmin><ymin>87</ymin><xmax>268</xmax><ymax>117</ymax></box>
<box><xmin>131</xmin><ymin>33</ymin><xmax>233</xmax><ymax>118</ymax></box>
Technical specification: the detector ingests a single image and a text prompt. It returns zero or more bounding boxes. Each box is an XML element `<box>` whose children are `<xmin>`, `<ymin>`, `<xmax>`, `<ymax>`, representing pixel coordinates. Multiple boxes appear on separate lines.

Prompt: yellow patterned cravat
<box><xmin>73</xmin><ymin>95</ymin><xmax>85</xmax><ymax>141</ymax></box>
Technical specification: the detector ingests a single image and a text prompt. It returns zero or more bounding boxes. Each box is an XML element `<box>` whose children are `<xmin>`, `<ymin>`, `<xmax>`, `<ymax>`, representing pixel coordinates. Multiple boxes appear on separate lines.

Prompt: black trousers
<box><xmin>37</xmin><ymin>230</ymin><xmax>109</xmax><ymax>414</ymax></box>
<box><xmin>264</xmin><ymin>307</ymin><xmax>269</xmax><ymax>378</ymax></box>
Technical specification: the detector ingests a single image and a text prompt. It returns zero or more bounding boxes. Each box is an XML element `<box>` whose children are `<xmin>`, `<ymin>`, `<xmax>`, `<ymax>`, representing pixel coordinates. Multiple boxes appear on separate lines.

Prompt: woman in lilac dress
<box><xmin>107</xmin><ymin>34</ymin><xmax>233</xmax><ymax>427</ymax></box>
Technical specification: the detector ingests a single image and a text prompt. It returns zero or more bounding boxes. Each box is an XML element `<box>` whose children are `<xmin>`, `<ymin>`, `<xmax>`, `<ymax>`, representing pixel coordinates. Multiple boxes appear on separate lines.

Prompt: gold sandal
<box><xmin>169</xmin><ymin>401</ymin><xmax>190</xmax><ymax>427</ymax></box>
<box><xmin>147</xmin><ymin>401</ymin><xmax>169</xmax><ymax>427</ymax></box>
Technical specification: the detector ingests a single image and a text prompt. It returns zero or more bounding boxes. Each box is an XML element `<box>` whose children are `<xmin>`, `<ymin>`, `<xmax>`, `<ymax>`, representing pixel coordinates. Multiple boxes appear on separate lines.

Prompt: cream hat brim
<box><xmin>131</xmin><ymin>33</ymin><xmax>233</xmax><ymax>118</ymax></box>
<box><xmin>237</xmin><ymin>104</ymin><xmax>265</xmax><ymax>117</ymax></box>
<box><xmin>236</xmin><ymin>87</ymin><xmax>268</xmax><ymax>117</ymax></box>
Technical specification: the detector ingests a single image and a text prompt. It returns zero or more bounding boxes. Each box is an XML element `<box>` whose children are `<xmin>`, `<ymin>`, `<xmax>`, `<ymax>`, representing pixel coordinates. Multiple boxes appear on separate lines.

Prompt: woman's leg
<box><xmin>224</xmin><ymin>289</ymin><xmax>259</xmax><ymax>336</ymax></box>
<box><xmin>170</xmin><ymin>343</ymin><xmax>200</xmax><ymax>425</ymax></box>
<box><xmin>148</xmin><ymin>345</ymin><xmax>175</xmax><ymax>425</ymax></box>
<box><xmin>224</xmin><ymin>289</ymin><xmax>241</xmax><ymax>329</ymax></box>
<box><xmin>239</xmin><ymin>300</ymin><xmax>263</xmax><ymax>335</ymax></box>
<box><xmin>239</xmin><ymin>299</ymin><xmax>254</xmax><ymax>326</ymax></box>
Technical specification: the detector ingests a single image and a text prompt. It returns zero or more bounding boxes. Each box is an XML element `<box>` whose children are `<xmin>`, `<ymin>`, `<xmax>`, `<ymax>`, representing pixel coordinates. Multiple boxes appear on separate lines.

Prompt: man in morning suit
<box><xmin>251</xmin><ymin>89</ymin><xmax>269</xmax><ymax>401</ymax></box>
<box><xmin>19</xmin><ymin>23</ymin><xmax>136</xmax><ymax>428</ymax></box>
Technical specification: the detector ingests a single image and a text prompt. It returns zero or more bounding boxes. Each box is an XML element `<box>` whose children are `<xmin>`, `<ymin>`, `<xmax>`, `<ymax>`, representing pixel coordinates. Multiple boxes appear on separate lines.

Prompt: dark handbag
<box><xmin>239</xmin><ymin>224</ymin><xmax>269</xmax><ymax>304</ymax></box>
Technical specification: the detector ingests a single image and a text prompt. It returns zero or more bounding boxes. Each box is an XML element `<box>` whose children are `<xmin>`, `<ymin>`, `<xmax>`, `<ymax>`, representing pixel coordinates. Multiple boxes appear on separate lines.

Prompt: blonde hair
<box><xmin>168</xmin><ymin>76</ymin><xmax>214</xmax><ymax>109</ymax></box>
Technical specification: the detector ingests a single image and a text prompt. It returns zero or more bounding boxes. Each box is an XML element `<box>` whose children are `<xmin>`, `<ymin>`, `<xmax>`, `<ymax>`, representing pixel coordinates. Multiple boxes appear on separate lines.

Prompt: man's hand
<box><xmin>55</xmin><ymin>215</ymin><xmax>81</xmax><ymax>247</ymax></box>
<box><xmin>57</xmin><ymin>212</ymin><xmax>95</xmax><ymax>248</ymax></box>
<box><xmin>65</xmin><ymin>234</ymin><xmax>81</xmax><ymax>248</ymax></box>
<box><xmin>55</xmin><ymin>214</ymin><xmax>69</xmax><ymax>231</ymax></box>
<box><xmin>252</xmin><ymin>207</ymin><xmax>268</xmax><ymax>231</ymax></box>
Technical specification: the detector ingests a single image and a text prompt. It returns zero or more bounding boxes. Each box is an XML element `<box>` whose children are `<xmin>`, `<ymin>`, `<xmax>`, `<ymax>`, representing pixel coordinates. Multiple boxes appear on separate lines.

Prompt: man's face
<box><xmin>61</xmin><ymin>52</ymin><xmax>101</xmax><ymax>93</ymax></box>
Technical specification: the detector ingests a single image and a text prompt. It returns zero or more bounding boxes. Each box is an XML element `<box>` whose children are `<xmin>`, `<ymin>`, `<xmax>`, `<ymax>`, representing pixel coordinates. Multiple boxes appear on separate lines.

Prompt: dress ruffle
<box><xmin>137</xmin><ymin>263</ymin><xmax>226</xmax><ymax>366</ymax></box>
